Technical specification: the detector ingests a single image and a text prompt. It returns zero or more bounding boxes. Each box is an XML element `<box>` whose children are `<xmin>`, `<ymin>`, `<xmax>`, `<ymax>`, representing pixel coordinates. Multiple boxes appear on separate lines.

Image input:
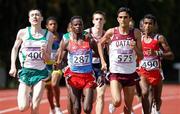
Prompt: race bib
<box><xmin>72</xmin><ymin>54</ymin><xmax>90</xmax><ymax>66</ymax></box>
<box><xmin>50</xmin><ymin>50</ymin><xmax>57</xmax><ymax>60</ymax></box>
<box><xmin>92</xmin><ymin>57</ymin><xmax>100</xmax><ymax>63</ymax></box>
<box><xmin>115</xmin><ymin>54</ymin><xmax>133</xmax><ymax>63</ymax></box>
<box><xmin>140</xmin><ymin>59</ymin><xmax>160</xmax><ymax>70</ymax></box>
<box><xmin>26</xmin><ymin>47</ymin><xmax>42</xmax><ymax>60</ymax></box>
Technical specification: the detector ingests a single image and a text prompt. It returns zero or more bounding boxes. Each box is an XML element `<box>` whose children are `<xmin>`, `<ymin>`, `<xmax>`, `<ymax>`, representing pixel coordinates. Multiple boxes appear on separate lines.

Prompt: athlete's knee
<box><xmin>51</xmin><ymin>79</ymin><xmax>58</xmax><ymax>87</ymax></box>
<box><xmin>112</xmin><ymin>98</ymin><xmax>121</xmax><ymax>107</ymax></box>
<box><xmin>51</xmin><ymin>82</ymin><xmax>59</xmax><ymax>88</ymax></box>
<box><xmin>123</xmin><ymin>106</ymin><xmax>132</xmax><ymax>114</ymax></box>
<box><xmin>18</xmin><ymin>99</ymin><xmax>29</xmax><ymax>112</ymax></box>
<box><xmin>18</xmin><ymin>104</ymin><xmax>29</xmax><ymax>112</ymax></box>
<box><xmin>73</xmin><ymin>106</ymin><xmax>81</xmax><ymax>114</ymax></box>
<box><xmin>141</xmin><ymin>88</ymin><xmax>148</xmax><ymax>97</ymax></box>
<box><xmin>83</xmin><ymin>105</ymin><xmax>92</xmax><ymax>114</ymax></box>
<box><xmin>31</xmin><ymin>102</ymin><xmax>39</xmax><ymax>111</ymax></box>
<box><xmin>155</xmin><ymin>98</ymin><xmax>162</xmax><ymax>110</ymax></box>
<box><xmin>96</xmin><ymin>93</ymin><xmax>104</xmax><ymax>102</ymax></box>
<box><xmin>73</xmin><ymin>102</ymin><xmax>81</xmax><ymax>113</ymax></box>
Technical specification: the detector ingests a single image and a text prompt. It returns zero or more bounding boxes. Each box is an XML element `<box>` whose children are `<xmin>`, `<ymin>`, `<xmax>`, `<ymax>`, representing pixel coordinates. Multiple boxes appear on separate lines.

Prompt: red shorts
<box><xmin>64</xmin><ymin>67</ymin><xmax>97</xmax><ymax>89</ymax></box>
<box><xmin>109</xmin><ymin>72</ymin><xmax>140</xmax><ymax>87</ymax></box>
<box><xmin>138</xmin><ymin>68</ymin><xmax>162</xmax><ymax>86</ymax></box>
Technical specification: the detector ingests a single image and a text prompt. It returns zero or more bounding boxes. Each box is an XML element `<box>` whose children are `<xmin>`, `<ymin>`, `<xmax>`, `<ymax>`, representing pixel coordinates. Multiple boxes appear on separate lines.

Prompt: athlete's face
<box><xmin>29</xmin><ymin>10</ymin><xmax>43</xmax><ymax>26</ymax></box>
<box><xmin>71</xmin><ymin>18</ymin><xmax>83</xmax><ymax>34</ymax></box>
<box><xmin>143</xmin><ymin>18</ymin><xmax>154</xmax><ymax>34</ymax></box>
<box><xmin>46</xmin><ymin>20</ymin><xmax>58</xmax><ymax>33</ymax></box>
<box><xmin>117</xmin><ymin>11</ymin><xmax>131</xmax><ymax>27</ymax></box>
<box><xmin>92</xmin><ymin>14</ymin><xmax>105</xmax><ymax>29</ymax></box>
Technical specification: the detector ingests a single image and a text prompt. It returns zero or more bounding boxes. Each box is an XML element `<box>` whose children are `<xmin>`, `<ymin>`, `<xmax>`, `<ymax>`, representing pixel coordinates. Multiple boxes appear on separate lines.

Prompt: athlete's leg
<box><xmin>148</xmin><ymin>85</ymin><xmax>154</xmax><ymax>114</ymax></box>
<box><xmin>51</xmin><ymin>71</ymin><xmax>62</xmax><ymax>107</ymax></box>
<box><xmin>110</xmin><ymin>80</ymin><xmax>122</xmax><ymax>107</ymax></box>
<box><xmin>65</xmin><ymin>79</ymin><xmax>74</xmax><ymax>114</ymax></box>
<box><xmin>123</xmin><ymin>85</ymin><xmax>136</xmax><ymax>114</ymax></box>
<box><xmin>153</xmin><ymin>80</ymin><xmax>163</xmax><ymax>111</ymax></box>
<box><xmin>46</xmin><ymin>84</ymin><xmax>55</xmax><ymax>112</ymax></box>
<box><xmin>69</xmin><ymin>86</ymin><xmax>82</xmax><ymax>114</ymax></box>
<box><xmin>95</xmin><ymin>84</ymin><xmax>106</xmax><ymax>114</ymax></box>
<box><xmin>17</xmin><ymin>82</ymin><xmax>31</xmax><ymax>112</ymax></box>
<box><xmin>31</xmin><ymin>81</ymin><xmax>45</xmax><ymax>114</ymax></box>
<box><xmin>83</xmin><ymin>88</ymin><xmax>94</xmax><ymax>114</ymax></box>
<box><xmin>139</xmin><ymin>76</ymin><xmax>150</xmax><ymax>114</ymax></box>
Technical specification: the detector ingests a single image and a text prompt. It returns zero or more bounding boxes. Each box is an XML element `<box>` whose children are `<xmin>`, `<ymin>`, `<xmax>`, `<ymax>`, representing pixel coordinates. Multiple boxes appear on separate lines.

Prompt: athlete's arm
<box><xmin>158</xmin><ymin>35</ymin><xmax>174</xmax><ymax>60</ymax></box>
<box><xmin>56</xmin><ymin>38</ymin><xmax>68</xmax><ymax>64</ymax></box>
<box><xmin>42</xmin><ymin>31</ymin><xmax>54</xmax><ymax>62</ymax></box>
<box><xmin>134</xmin><ymin>28</ymin><xmax>143</xmax><ymax>60</ymax></box>
<box><xmin>9</xmin><ymin>29</ymin><xmax>24</xmax><ymax>77</ymax></box>
<box><xmin>98</xmin><ymin>28</ymin><xmax>113</xmax><ymax>71</ymax></box>
<box><xmin>88</xmin><ymin>34</ymin><xmax>99</xmax><ymax>57</ymax></box>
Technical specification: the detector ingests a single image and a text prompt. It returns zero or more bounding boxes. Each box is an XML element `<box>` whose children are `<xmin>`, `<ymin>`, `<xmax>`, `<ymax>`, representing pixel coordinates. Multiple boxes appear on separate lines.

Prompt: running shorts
<box><xmin>109</xmin><ymin>72</ymin><xmax>140</xmax><ymax>87</ymax></box>
<box><xmin>64</xmin><ymin>67</ymin><xmax>97</xmax><ymax>89</ymax></box>
<box><xmin>138</xmin><ymin>68</ymin><xmax>162</xmax><ymax>86</ymax></box>
<box><xmin>18</xmin><ymin>67</ymin><xmax>49</xmax><ymax>86</ymax></box>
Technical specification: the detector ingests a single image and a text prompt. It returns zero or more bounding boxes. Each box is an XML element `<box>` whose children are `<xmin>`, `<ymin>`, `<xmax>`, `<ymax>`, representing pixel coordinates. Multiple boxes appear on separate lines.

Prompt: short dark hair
<box><xmin>117</xmin><ymin>7</ymin><xmax>132</xmax><ymax>17</ymax></box>
<box><xmin>46</xmin><ymin>16</ymin><xmax>57</xmax><ymax>24</ymax></box>
<box><xmin>28</xmin><ymin>8</ymin><xmax>43</xmax><ymax>16</ymax></box>
<box><xmin>70</xmin><ymin>16</ymin><xmax>83</xmax><ymax>23</ymax></box>
<box><xmin>143</xmin><ymin>14</ymin><xmax>157</xmax><ymax>25</ymax></box>
<box><xmin>93</xmin><ymin>10</ymin><xmax>106</xmax><ymax>19</ymax></box>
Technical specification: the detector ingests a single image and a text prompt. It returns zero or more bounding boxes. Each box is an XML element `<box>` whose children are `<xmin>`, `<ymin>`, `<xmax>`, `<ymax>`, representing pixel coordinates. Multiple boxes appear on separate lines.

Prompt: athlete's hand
<box><xmin>53</xmin><ymin>63</ymin><xmax>60</xmax><ymax>70</ymax></box>
<box><xmin>145</xmin><ymin>49</ymin><xmax>156</xmax><ymax>56</ymax></box>
<box><xmin>101</xmin><ymin>61</ymin><xmax>107</xmax><ymax>71</ymax></box>
<box><xmin>130</xmin><ymin>39</ymin><xmax>136</xmax><ymax>49</ymax></box>
<box><xmin>41</xmin><ymin>44</ymin><xmax>47</xmax><ymax>53</ymax></box>
<box><xmin>41</xmin><ymin>44</ymin><xmax>48</xmax><ymax>61</ymax></box>
<box><xmin>97</xmin><ymin>75</ymin><xmax>105</xmax><ymax>87</ymax></box>
<box><xmin>9</xmin><ymin>67</ymin><xmax>17</xmax><ymax>77</ymax></box>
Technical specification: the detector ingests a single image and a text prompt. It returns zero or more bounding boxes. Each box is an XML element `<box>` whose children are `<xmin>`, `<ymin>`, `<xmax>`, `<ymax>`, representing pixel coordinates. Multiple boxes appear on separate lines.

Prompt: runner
<box><xmin>9</xmin><ymin>8</ymin><xmax>53</xmax><ymax>114</ymax></box>
<box><xmin>97</xmin><ymin>7</ymin><xmax>143</xmax><ymax>114</ymax></box>
<box><xmin>85</xmin><ymin>10</ymin><xmax>107</xmax><ymax>114</ymax></box>
<box><xmin>45</xmin><ymin>16</ymin><xmax>63</xmax><ymax>114</ymax></box>
<box><xmin>56</xmin><ymin>16</ymin><xmax>98</xmax><ymax>114</ymax></box>
<box><xmin>138</xmin><ymin>14</ymin><xmax>174</xmax><ymax>114</ymax></box>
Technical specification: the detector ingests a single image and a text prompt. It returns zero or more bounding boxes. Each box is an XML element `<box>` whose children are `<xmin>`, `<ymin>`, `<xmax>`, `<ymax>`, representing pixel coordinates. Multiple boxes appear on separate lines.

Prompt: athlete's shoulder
<box><xmin>46</xmin><ymin>30</ymin><xmax>54</xmax><ymax>40</ymax></box>
<box><xmin>83</xmin><ymin>30</ymin><xmax>88</xmax><ymax>35</ymax></box>
<box><xmin>105</xmin><ymin>27</ymin><xmax>114</xmax><ymax>35</ymax></box>
<box><xmin>156</xmin><ymin>34</ymin><xmax>166</xmax><ymax>42</ymax></box>
<box><xmin>16</xmin><ymin>27</ymin><xmax>29</xmax><ymax>40</ymax></box>
<box><xmin>133</xmin><ymin>28</ymin><xmax>141</xmax><ymax>40</ymax></box>
<box><xmin>63</xmin><ymin>32</ymin><xmax>71</xmax><ymax>41</ymax></box>
<box><xmin>18</xmin><ymin>27</ymin><xmax>28</xmax><ymax>33</ymax></box>
<box><xmin>84</xmin><ymin>28</ymin><xmax>90</xmax><ymax>33</ymax></box>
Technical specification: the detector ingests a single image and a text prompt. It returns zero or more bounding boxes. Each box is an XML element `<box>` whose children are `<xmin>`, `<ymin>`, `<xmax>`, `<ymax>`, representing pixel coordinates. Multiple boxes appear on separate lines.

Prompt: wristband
<box><xmin>155</xmin><ymin>50</ymin><xmax>163</xmax><ymax>57</ymax></box>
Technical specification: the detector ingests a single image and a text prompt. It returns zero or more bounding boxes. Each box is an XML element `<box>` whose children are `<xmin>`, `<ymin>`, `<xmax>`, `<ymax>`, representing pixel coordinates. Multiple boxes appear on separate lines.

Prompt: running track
<box><xmin>0</xmin><ymin>84</ymin><xmax>180</xmax><ymax>114</ymax></box>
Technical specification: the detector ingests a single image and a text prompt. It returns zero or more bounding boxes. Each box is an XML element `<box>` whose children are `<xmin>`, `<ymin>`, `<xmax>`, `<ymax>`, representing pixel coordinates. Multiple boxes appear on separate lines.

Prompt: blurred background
<box><xmin>0</xmin><ymin>0</ymin><xmax>180</xmax><ymax>88</ymax></box>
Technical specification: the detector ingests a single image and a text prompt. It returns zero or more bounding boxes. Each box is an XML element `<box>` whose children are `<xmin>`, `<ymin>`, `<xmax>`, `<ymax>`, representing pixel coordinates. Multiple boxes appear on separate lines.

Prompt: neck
<box><xmin>72</xmin><ymin>32</ymin><xmax>83</xmax><ymax>40</ymax></box>
<box><xmin>119</xmin><ymin>26</ymin><xmax>129</xmax><ymax>34</ymax></box>
<box><xmin>30</xmin><ymin>25</ymin><xmax>42</xmax><ymax>33</ymax></box>
<box><xmin>145</xmin><ymin>32</ymin><xmax>154</xmax><ymax>37</ymax></box>
<box><xmin>92</xmin><ymin>26</ymin><xmax>103</xmax><ymax>33</ymax></box>
<box><xmin>91</xmin><ymin>26</ymin><xmax>104</xmax><ymax>38</ymax></box>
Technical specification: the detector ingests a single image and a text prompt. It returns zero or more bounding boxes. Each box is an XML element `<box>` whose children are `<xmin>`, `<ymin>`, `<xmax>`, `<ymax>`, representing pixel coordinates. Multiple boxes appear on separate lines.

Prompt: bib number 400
<box><xmin>28</xmin><ymin>52</ymin><xmax>42</xmax><ymax>60</ymax></box>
